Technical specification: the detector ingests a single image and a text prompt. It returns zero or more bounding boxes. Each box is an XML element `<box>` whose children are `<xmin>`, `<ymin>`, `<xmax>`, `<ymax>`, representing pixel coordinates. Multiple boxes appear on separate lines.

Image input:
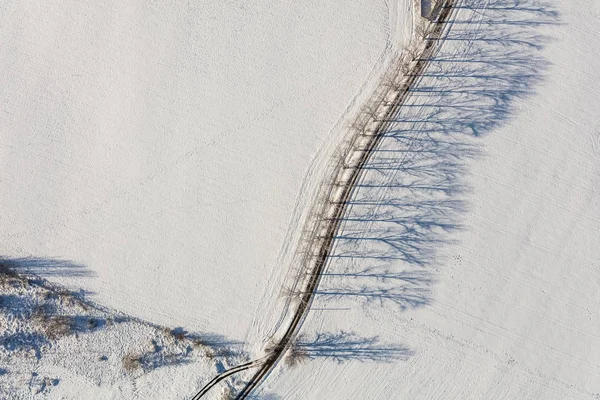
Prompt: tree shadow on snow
<box><xmin>1</xmin><ymin>257</ymin><xmax>94</xmax><ymax>279</ymax></box>
<box><xmin>318</xmin><ymin>0</ymin><xmax>559</xmax><ymax>313</ymax></box>
<box><xmin>293</xmin><ymin>331</ymin><xmax>413</xmax><ymax>364</ymax></box>
<box><xmin>0</xmin><ymin>257</ymin><xmax>105</xmax><ymax>360</ymax></box>
<box><xmin>0</xmin><ymin>257</ymin><xmax>244</xmax><ymax>375</ymax></box>
<box><xmin>247</xmin><ymin>394</ymin><xmax>282</xmax><ymax>400</ymax></box>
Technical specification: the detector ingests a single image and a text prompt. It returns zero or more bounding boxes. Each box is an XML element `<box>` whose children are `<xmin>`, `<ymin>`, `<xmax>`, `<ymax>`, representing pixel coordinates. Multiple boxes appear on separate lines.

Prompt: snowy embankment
<box><xmin>0</xmin><ymin>0</ymin><xmax>412</xmax><ymax>398</ymax></box>
<box><xmin>264</xmin><ymin>0</ymin><xmax>600</xmax><ymax>399</ymax></box>
<box><xmin>0</xmin><ymin>259</ymin><xmax>235</xmax><ymax>398</ymax></box>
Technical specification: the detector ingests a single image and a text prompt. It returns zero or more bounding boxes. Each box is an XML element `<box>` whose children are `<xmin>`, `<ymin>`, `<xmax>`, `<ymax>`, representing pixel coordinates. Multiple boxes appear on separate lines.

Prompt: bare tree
<box><xmin>403</xmin><ymin>44</ymin><xmax>421</xmax><ymax>62</ymax></box>
<box><xmin>122</xmin><ymin>353</ymin><xmax>141</xmax><ymax>372</ymax></box>
<box><xmin>415</xmin><ymin>22</ymin><xmax>433</xmax><ymax>40</ymax></box>
<box><xmin>363</xmin><ymin>102</ymin><xmax>381</xmax><ymax>121</ymax></box>
<box><xmin>284</xmin><ymin>340</ymin><xmax>309</xmax><ymax>367</ymax></box>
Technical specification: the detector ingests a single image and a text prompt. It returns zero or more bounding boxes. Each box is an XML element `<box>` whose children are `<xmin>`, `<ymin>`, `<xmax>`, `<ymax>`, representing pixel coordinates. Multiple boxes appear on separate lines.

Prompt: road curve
<box><xmin>190</xmin><ymin>359</ymin><xmax>264</xmax><ymax>400</ymax></box>
<box><xmin>191</xmin><ymin>1</ymin><xmax>457</xmax><ymax>398</ymax></box>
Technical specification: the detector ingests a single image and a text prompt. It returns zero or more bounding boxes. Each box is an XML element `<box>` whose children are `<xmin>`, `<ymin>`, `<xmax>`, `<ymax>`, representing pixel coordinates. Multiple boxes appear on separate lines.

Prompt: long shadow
<box><xmin>315</xmin><ymin>268</ymin><xmax>434</xmax><ymax>309</ymax></box>
<box><xmin>1</xmin><ymin>257</ymin><xmax>94</xmax><ymax>278</ymax></box>
<box><xmin>294</xmin><ymin>331</ymin><xmax>413</xmax><ymax>364</ymax></box>
<box><xmin>317</xmin><ymin>0</ymin><xmax>559</xmax><ymax>313</ymax></box>
<box><xmin>1</xmin><ymin>257</ymin><xmax>99</xmax><ymax>359</ymax></box>
<box><xmin>0</xmin><ymin>257</ymin><xmax>244</xmax><ymax>377</ymax></box>
<box><xmin>247</xmin><ymin>393</ymin><xmax>282</xmax><ymax>400</ymax></box>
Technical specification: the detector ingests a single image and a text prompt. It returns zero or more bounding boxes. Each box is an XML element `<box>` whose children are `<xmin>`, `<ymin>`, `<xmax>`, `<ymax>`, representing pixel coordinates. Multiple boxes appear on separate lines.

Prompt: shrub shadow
<box><xmin>0</xmin><ymin>257</ymin><xmax>244</xmax><ymax>376</ymax></box>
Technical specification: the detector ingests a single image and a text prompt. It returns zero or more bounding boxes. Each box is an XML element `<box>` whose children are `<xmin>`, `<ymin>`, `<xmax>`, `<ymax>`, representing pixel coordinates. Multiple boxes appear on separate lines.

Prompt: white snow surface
<box><xmin>0</xmin><ymin>0</ymin><xmax>414</xmax><ymax>398</ymax></box>
<box><xmin>263</xmin><ymin>0</ymin><xmax>600</xmax><ymax>399</ymax></box>
<box><xmin>3</xmin><ymin>0</ymin><xmax>597</xmax><ymax>399</ymax></box>
<box><xmin>0</xmin><ymin>0</ymin><xmax>409</xmax><ymax>341</ymax></box>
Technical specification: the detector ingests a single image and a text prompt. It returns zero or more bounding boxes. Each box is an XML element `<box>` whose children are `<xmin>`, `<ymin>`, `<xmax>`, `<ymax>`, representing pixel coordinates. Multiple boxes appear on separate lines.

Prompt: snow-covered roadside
<box><xmin>263</xmin><ymin>0</ymin><xmax>600</xmax><ymax>399</ymax></box>
<box><xmin>244</xmin><ymin>0</ymin><xmax>415</xmax><ymax>352</ymax></box>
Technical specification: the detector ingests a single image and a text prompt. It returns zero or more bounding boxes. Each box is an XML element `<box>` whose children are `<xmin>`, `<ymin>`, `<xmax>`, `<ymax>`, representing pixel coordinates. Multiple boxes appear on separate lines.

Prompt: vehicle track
<box><xmin>191</xmin><ymin>359</ymin><xmax>264</xmax><ymax>400</ymax></box>
<box><xmin>191</xmin><ymin>1</ymin><xmax>457</xmax><ymax>398</ymax></box>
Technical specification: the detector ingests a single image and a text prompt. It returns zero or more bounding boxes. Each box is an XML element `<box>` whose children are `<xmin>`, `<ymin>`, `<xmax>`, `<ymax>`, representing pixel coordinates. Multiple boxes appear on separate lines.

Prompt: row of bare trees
<box><xmin>285</xmin><ymin>14</ymin><xmax>439</xmax><ymax>306</ymax></box>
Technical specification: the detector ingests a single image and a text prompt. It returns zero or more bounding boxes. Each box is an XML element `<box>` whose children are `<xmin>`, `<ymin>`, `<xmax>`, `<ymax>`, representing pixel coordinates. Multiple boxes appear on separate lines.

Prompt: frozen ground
<box><xmin>0</xmin><ymin>0</ymin><xmax>413</xmax><ymax>398</ymax></box>
<box><xmin>262</xmin><ymin>0</ymin><xmax>600</xmax><ymax>399</ymax></box>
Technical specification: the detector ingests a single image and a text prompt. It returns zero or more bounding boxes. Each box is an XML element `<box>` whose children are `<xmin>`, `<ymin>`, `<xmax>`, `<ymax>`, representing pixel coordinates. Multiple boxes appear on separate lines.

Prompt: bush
<box><xmin>44</xmin><ymin>316</ymin><xmax>73</xmax><ymax>339</ymax></box>
<box><xmin>122</xmin><ymin>353</ymin><xmax>141</xmax><ymax>372</ymax></box>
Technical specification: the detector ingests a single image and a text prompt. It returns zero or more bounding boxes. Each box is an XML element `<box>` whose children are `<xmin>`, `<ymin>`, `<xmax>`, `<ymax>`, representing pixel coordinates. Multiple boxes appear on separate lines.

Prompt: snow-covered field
<box><xmin>0</xmin><ymin>0</ymin><xmax>412</xmax><ymax>398</ymax></box>
<box><xmin>263</xmin><ymin>0</ymin><xmax>600</xmax><ymax>399</ymax></box>
<box><xmin>3</xmin><ymin>0</ymin><xmax>599</xmax><ymax>399</ymax></box>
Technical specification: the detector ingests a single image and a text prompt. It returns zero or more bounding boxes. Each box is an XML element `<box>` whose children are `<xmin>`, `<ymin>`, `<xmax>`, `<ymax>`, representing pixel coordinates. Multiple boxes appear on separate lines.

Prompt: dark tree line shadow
<box><xmin>0</xmin><ymin>257</ymin><xmax>243</xmax><ymax>377</ymax></box>
<box><xmin>0</xmin><ymin>259</ymin><xmax>87</xmax><ymax>360</ymax></box>
<box><xmin>293</xmin><ymin>331</ymin><xmax>413</xmax><ymax>364</ymax></box>
<box><xmin>1</xmin><ymin>257</ymin><xmax>94</xmax><ymax>279</ymax></box>
<box><xmin>247</xmin><ymin>393</ymin><xmax>282</xmax><ymax>400</ymax></box>
<box><xmin>311</xmin><ymin>0</ymin><xmax>559</xmax><ymax>340</ymax></box>
<box><xmin>247</xmin><ymin>330</ymin><xmax>411</xmax><ymax>399</ymax></box>
<box><xmin>268</xmin><ymin>0</ymin><xmax>560</xmax><ymax>381</ymax></box>
<box><xmin>1</xmin><ymin>258</ymin><xmax>132</xmax><ymax>359</ymax></box>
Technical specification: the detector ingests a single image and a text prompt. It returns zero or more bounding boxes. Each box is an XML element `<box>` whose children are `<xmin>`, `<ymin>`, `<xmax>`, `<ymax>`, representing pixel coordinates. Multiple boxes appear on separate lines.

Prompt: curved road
<box><xmin>192</xmin><ymin>1</ymin><xmax>457</xmax><ymax>398</ymax></box>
